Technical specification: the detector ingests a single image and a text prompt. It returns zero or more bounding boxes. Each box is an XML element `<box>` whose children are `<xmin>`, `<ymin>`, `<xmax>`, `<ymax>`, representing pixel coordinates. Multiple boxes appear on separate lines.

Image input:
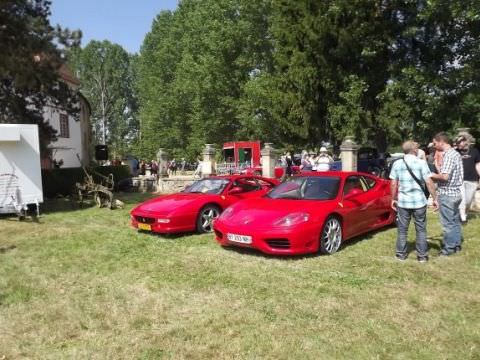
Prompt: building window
<box><xmin>59</xmin><ymin>114</ymin><xmax>69</xmax><ymax>138</ymax></box>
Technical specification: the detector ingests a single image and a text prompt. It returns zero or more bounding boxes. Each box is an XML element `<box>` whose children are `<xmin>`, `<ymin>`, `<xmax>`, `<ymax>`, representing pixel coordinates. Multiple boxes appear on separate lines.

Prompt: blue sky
<box><xmin>50</xmin><ymin>0</ymin><xmax>179</xmax><ymax>54</ymax></box>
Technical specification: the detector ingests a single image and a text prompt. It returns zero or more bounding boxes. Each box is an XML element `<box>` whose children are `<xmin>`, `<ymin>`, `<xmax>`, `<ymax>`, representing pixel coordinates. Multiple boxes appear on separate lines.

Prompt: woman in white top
<box><xmin>315</xmin><ymin>147</ymin><xmax>334</xmax><ymax>171</ymax></box>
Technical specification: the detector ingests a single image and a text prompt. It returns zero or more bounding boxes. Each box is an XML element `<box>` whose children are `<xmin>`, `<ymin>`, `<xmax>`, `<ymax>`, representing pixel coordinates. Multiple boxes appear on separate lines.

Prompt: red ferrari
<box><xmin>213</xmin><ymin>172</ymin><xmax>395</xmax><ymax>255</ymax></box>
<box><xmin>130</xmin><ymin>175</ymin><xmax>279</xmax><ymax>234</ymax></box>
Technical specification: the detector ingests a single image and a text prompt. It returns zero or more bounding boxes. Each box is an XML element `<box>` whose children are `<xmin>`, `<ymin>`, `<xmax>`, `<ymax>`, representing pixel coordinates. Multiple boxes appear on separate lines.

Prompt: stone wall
<box><xmin>157</xmin><ymin>178</ymin><xmax>194</xmax><ymax>193</ymax></box>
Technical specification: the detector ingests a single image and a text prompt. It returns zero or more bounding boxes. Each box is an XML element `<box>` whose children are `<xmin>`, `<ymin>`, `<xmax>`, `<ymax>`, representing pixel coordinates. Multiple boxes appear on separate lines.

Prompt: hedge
<box><xmin>42</xmin><ymin>165</ymin><xmax>131</xmax><ymax>198</ymax></box>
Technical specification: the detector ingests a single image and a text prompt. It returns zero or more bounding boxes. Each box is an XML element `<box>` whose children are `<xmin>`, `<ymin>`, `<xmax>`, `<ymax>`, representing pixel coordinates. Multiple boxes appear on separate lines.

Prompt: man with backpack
<box><xmin>390</xmin><ymin>141</ymin><xmax>438</xmax><ymax>262</ymax></box>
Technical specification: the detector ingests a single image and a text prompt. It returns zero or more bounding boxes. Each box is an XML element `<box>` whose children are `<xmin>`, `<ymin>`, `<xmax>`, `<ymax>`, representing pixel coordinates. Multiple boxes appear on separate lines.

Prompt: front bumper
<box><xmin>213</xmin><ymin>220</ymin><xmax>320</xmax><ymax>255</ymax></box>
<box><xmin>130</xmin><ymin>211</ymin><xmax>196</xmax><ymax>234</ymax></box>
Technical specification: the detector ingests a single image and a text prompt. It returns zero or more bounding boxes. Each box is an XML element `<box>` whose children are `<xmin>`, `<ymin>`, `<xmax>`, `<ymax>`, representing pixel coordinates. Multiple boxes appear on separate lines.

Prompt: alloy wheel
<box><xmin>320</xmin><ymin>217</ymin><xmax>342</xmax><ymax>254</ymax></box>
<box><xmin>199</xmin><ymin>206</ymin><xmax>220</xmax><ymax>233</ymax></box>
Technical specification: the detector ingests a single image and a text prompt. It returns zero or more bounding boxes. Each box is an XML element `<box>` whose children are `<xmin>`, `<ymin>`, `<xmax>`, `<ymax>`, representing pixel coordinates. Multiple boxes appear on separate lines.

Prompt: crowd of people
<box><xmin>299</xmin><ymin>147</ymin><xmax>335</xmax><ymax>172</ymax></box>
<box><xmin>389</xmin><ymin>132</ymin><xmax>480</xmax><ymax>262</ymax></box>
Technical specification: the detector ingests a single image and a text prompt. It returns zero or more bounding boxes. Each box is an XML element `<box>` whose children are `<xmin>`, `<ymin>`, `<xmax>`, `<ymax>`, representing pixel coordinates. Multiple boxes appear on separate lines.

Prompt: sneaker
<box><xmin>395</xmin><ymin>254</ymin><xmax>407</xmax><ymax>261</ymax></box>
<box><xmin>454</xmin><ymin>245</ymin><xmax>462</xmax><ymax>253</ymax></box>
<box><xmin>461</xmin><ymin>220</ymin><xmax>468</xmax><ymax>225</ymax></box>
<box><xmin>417</xmin><ymin>256</ymin><xmax>429</xmax><ymax>263</ymax></box>
<box><xmin>439</xmin><ymin>249</ymin><xmax>453</xmax><ymax>257</ymax></box>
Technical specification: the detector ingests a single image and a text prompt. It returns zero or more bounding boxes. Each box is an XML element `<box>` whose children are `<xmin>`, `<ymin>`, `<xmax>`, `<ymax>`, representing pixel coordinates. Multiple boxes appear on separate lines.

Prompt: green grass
<box><xmin>1</xmin><ymin>193</ymin><xmax>479</xmax><ymax>359</ymax></box>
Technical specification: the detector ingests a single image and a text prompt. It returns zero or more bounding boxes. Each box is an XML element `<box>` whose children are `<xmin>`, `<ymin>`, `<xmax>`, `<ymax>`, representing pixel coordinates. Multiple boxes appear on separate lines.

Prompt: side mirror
<box><xmin>344</xmin><ymin>188</ymin><xmax>363</xmax><ymax>200</ymax></box>
<box><xmin>228</xmin><ymin>186</ymin><xmax>244</xmax><ymax>195</ymax></box>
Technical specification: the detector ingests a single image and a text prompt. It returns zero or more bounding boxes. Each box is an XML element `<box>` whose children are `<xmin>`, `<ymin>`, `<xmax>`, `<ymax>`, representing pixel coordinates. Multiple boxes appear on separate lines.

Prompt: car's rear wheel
<box><xmin>196</xmin><ymin>205</ymin><xmax>221</xmax><ymax>233</ymax></box>
<box><xmin>319</xmin><ymin>216</ymin><xmax>343</xmax><ymax>254</ymax></box>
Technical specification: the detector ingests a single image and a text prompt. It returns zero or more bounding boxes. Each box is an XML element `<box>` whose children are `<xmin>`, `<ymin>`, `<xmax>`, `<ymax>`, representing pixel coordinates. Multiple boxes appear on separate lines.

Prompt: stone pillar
<box><xmin>261</xmin><ymin>143</ymin><xmax>278</xmax><ymax>178</ymax></box>
<box><xmin>156</xmin><ymin>148</ymin><xmax>169</xmax><ymax>178</ymax></box>
<box><xmin>202</xmin><ymin>144</ymin><xmax>216</xmax><ymax>177</ymax></box>
<box><xmin>456</xmin><ymin>127</ymin><xmax>476</xmax><ymax>144</ymax></box>
<box><xmin>340</xmin><ymin>136</ymin><xmax>359</xmax><ymax>172</ymax></box>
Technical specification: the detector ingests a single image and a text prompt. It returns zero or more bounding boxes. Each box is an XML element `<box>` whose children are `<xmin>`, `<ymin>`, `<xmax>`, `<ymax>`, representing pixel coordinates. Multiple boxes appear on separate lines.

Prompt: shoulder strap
<box><xmin>403</xmin><ymin>158</ymin><xmax>424</xmax><ymax>189</ymax></box>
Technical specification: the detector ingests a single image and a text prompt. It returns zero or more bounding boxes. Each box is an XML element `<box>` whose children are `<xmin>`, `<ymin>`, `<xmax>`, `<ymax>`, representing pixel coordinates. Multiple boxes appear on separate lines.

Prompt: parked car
<box><xmin>357</xmin><ymin>147</ymin><xmax>388</xmax><ymax>176</ymax></box>
<box><xmin>130</xmin><ymin>175</ymin><xmax>279</xmax><ymax>234</ymax></box>
<box><xmin>213</xmin><ymin>171</ymin><xmax>394</xmax><ymax>255</ymax></box>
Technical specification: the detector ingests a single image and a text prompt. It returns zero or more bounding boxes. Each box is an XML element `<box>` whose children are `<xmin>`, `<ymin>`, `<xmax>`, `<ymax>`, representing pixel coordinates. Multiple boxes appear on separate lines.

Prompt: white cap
<box><xmin>320</xmin><ymin>146</ymin><xmax>327</xmax><ymax>152</ymax></box>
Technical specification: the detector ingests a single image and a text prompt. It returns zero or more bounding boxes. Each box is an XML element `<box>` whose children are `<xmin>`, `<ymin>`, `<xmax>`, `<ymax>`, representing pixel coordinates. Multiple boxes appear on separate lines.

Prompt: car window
<box><xmin>254</xmin><ymin>178</ymin><xmax>276</xmax><ymax>188</ymax></box>
<box><xmin>267</xmin><ymin>176</ymin><xmax>340</xmax><ymax>200</ymax></box>
<box><xmin>184</xmin><ymin>178</ymin><xmax>230</xmax><ymax>194</ymax></box>
<box><xmin>232</xmin><ymin>178</ymin><xmax>261</xmax><ymax>193</ymax></box>
<box><xmin>343</xmin><ymin>176</ymin><xmax>367</xmax><ymax>196</ymax></box>
<box><xmin>362</xmin><ymin>176</ymin><xmax>376</xmax><ymax>189</ymax></box>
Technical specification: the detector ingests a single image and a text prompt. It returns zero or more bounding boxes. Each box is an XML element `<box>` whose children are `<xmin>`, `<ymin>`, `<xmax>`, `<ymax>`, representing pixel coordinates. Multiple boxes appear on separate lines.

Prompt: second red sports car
<box><xmin>131</xmin><ymin>175</ymin><xmax>279</xmax><ymax>234</ymax></box>
<box><xmin>213</xmin><ymin>171</ymin><xmax>395</xmax><ymax>255</ymax></box>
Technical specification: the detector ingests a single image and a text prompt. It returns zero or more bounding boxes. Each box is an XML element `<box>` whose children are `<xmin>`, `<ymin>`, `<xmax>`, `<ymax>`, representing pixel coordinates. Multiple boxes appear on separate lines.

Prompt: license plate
<box><xmin>138</xmin><ymin>223</ymin><xmax>151</xmax><ymax>231</ymax></box>
<box><xmin>227</xmin><ymin>233</ymin><xmax>252</xmax><ymax>244</ymax></box>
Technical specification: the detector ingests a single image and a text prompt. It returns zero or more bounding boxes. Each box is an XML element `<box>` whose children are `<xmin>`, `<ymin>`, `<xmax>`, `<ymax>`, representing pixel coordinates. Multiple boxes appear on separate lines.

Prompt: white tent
<box><xmin>0</xmin><ymin>124</ymin><xmax>43</xmax><ymax>217</ymax></box>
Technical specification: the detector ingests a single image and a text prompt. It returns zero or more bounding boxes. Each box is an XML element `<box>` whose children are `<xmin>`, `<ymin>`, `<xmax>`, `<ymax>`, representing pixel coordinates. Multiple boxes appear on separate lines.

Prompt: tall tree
<box><xmin>136</xmin><ymin>0</ymin><xmax>273</xmax><ymax>159</ymax></box>
<box><xmin>0</xmin><ymin>0</ymin><xmax>81</xmax><ymax>153</ymax></box>
<box><xmin>69</xmin><ymin>40</ymin><xmax>137</xmax><ymax>157</ymax></box>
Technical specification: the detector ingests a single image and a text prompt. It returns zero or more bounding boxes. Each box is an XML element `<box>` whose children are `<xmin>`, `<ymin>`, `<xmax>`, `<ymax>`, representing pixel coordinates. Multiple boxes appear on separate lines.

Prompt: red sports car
<box><xmin>130</xmin><ymin>175</ymin><xmax>279</xmax><ymax>234</ymax></box>
<box><xmin>213</xmin><ymin>172</ymin><xmax>395</xmax><ymax>255</ymax></box>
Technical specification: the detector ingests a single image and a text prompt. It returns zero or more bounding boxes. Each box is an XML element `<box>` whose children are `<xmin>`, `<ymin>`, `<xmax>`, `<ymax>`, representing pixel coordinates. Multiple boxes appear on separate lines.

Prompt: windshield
<box><xmin>184</xmin><ymin>178</ymin><xmax>230</xmax><ymax>195</ymax></box>
<box><xmin>266</xmin><ymin>176</ymin><xmax>340</xmax><ymax>200</ymax></box>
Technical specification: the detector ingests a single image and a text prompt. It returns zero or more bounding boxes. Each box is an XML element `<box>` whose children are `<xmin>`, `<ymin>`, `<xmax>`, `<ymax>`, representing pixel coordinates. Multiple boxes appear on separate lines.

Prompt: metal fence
<box><xmin>215</xmin><ymin>162</ymin><xmax>252</xmax><ymax>175</ymax></box>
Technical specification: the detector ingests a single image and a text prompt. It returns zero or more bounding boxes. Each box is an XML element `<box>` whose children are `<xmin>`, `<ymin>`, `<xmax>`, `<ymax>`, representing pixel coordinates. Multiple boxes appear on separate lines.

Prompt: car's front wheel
<box><xmin>196</xmin><ymin>205</ymin><xmax>221</xmax><ymax>233</ymax></box>
<box><xmin>319</xmin><ymin>216</ymin><xmax>343</xmax><ymax>254</ymax></box>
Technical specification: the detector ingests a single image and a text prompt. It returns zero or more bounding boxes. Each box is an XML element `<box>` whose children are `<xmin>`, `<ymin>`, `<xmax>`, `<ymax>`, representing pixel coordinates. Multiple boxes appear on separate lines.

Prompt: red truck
<box><xmin>220</xmin><ymin>141</ymin><xmax>299</xmax><ymax>178</ymax></box>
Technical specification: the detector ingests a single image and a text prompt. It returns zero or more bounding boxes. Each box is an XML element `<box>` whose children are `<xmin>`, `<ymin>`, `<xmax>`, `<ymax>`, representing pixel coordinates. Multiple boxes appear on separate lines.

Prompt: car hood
<box><xmin>131</xmin><ymin>193</ymin><xmax>207</xmax><ymax>215</ymax></box>
<box><xmin>219</xmin><ymin>197</ymin><xmax>337</xmax><ymax>228</ymax></box>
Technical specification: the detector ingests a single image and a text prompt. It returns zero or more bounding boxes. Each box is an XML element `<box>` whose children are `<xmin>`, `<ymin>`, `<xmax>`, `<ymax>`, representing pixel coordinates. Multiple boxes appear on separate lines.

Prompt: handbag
<box><xmin>403</xmin><ymin>159</ymin><xmax>429</xmax><ymax>199</ymax></box>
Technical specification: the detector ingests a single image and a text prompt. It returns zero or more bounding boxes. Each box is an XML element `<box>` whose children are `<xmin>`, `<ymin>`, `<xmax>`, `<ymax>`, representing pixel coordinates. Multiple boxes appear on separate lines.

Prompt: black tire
<box><xmin>196</xmin><ymin>204</ymin><xmax>221</xmax><ymax>233</ymax></box>
<box><xmin>319</xmin><ymin>216</ymin><xmax>343</xmax><ymax>255</ymax></box>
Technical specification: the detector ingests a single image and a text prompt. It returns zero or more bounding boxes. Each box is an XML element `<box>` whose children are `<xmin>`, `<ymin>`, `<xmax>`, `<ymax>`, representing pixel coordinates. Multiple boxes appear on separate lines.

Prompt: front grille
<box><xmin>265</xmin><ymin>238</ymin><xmax>291</xmax><ymax>249</ymax></box>
<box><xmin>214</xmin><ymin>229</ymin><xmax>223</xmax><ymax>239</ymax></box>
<box><xmin>135</xmin><ymin>216</ymin><xmax>155</xmax><ymax>224</ymax></box>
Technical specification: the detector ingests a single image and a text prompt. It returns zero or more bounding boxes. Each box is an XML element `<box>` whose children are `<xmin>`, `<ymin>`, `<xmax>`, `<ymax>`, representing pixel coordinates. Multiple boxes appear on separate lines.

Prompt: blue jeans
<box><xmin>396</xmin><ymin>206</ymin><xmax>428</xmax><ymax>258</ymax></box>
<box><xmin>438</xmin><ymin>194</ymin><xmax>462</xmax><ymax>253</ymax></box>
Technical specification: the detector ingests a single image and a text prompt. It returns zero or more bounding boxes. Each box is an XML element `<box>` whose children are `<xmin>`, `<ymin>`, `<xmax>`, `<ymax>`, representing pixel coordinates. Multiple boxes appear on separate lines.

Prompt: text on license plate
<box><xmin>138</xmin><ymin>223</ymin><xmax>151</xmax><ymax>231</ymax></box>
<box><xmin>227</xmin><ymin>233</ymin><xmax>252</xmax><ymax>244</ymax></box>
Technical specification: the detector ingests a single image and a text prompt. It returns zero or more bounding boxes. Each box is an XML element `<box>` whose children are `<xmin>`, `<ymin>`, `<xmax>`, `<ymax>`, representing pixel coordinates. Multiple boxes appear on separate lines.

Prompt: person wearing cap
<box><xmin>430</xmin><ymin>132</ymin><xmax>464</xmax><ymax>256</ymax></box>
<box><xmin>315</xmin><ymin>147</ymin><xmax>333</xmax><ymax>171</ymax></box>
<box><xmin>455</xmin><ymin>135</ymin><xmax>480</xmax><ymax>224</ymax></box>
<box><xmin>390</xmin><ymin>140</ymin><xmax>437</xmax><ymax>262</ymax></box>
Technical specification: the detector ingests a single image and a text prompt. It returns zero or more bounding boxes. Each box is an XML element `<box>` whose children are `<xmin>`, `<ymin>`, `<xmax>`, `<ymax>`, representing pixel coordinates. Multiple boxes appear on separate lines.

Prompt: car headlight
<box><xmin>219</xmin><ymin>207</ymin><xmax>234</xmax><ymax>220</ymax></box>
<box><xmin>273</xmin><ymin>212</ymin><xmax>310</xmax><ymax>227</ymax></box>
<box><xmin>157</xmin><ymin>218</ymin><xmax>170</xmax><ymax>223</ymax></box>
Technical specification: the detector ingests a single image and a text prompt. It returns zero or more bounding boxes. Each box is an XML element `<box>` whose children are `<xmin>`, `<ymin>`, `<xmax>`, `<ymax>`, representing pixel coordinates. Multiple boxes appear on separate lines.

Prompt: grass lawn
<box><xmin>1</xmin><ymin>193</ymin><xmax>479</xmax><ymax>359</ymax></box>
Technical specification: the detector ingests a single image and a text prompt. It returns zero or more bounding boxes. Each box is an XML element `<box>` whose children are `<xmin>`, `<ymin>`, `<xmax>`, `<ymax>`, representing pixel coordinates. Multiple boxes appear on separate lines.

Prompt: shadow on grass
<box><xmin>41</xmin><ymin>192</ymin><xmax>157</xmax><ymax>214</ymax></box>
<box><xmin>220</xmin><ymin>225</ymin><xmax>397</xmax><ymax>261</ymax></box>
<box><xmin>0</xmin><ymin>192</ymin><xmax>159</xmax><ymax>224</ymax></box>
<box><xmin>343</xmin><ymin>224</ymin><xmax>445</xmax><ymax>255</ymax></box>
<box><xmin>136</xmin><ymin>229</ymin><xmax>197</xmax><ymax>240</ymax></box>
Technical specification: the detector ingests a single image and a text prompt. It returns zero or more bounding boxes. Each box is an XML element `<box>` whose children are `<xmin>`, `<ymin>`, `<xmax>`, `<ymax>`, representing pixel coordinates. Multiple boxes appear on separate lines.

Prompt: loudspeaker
<box><xmin>95</xmin><ymin>145</ymin><xmax>109</xmax><ymax>161</ymax></box>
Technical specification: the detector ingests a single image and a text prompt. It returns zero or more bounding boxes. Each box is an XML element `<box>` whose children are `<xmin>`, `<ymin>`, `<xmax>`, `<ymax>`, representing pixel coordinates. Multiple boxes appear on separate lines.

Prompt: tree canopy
<box><xmin>68</xmin><ymin>40</ymin><xmax>138</xmax><ymax>158</ymax></box>
<box><xmin>0</xmin><ymin>0</ymin><xmax>81</xmax><ymax>153</ymax></box>
<box><xmin>3</xmin><ymin>0</ymin><xmax>478</xmax><ymax>160</ymax></box>
<box><xmin>134</xmin><ymin>0</ymin><xmax>480</xmax><ymax>158</ymax></box>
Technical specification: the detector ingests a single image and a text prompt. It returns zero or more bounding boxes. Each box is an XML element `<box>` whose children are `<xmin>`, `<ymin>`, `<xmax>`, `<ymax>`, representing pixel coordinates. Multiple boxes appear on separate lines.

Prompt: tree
<box><xmin>136</xmin><ymin>0</ymin><xmax>274</xmax><ymax>159</ymax></box>
<box><xmin>134</xmin><ymin>0</ymin><xmax>480</xmax><ymax>156</ymax></box>
<box><xmin>69</xmin><ymin>40</ymin><xmax>137</xmax><ymax>158</ymax></box>
<box><xmin>0</xmin><ymin>0</ymin><xmax>81</xmax><ymax>153</ymax></box>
